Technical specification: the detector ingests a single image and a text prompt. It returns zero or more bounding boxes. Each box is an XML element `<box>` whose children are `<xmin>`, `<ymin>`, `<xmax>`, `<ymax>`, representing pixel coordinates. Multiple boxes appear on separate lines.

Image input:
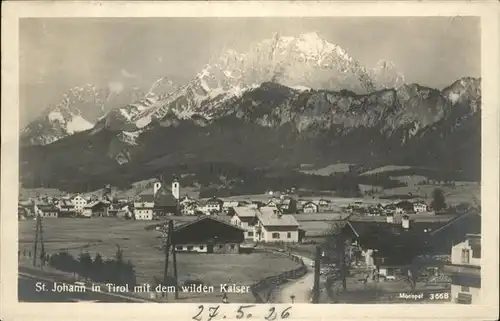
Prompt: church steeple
<box><xmin>172</xmin><ymin>176</ymin><xmax>180</xmax><ymax>200</ymax></box>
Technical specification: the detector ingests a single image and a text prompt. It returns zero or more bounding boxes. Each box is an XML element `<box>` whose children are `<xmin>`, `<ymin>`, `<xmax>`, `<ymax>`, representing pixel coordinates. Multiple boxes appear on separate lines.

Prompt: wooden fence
<box><xmin>250</xmin><ymin>248</ymin><xmax>308</xmax><ymax>303</ymax></box>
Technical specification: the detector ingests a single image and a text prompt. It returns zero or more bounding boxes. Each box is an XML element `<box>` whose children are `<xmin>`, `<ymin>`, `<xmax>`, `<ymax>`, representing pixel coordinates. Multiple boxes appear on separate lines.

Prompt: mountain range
<box><xmin>19</xmin><ymin>32</ymin><xmax>480</xmax><ymax>191</ymax></box>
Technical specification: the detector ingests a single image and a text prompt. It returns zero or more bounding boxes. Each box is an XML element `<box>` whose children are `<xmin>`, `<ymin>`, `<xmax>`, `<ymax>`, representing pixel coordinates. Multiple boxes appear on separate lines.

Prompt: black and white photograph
<box><xmin>2</xmin><ymin>3</ymin><xmax>498</xmax><ymax>318</ymax></box>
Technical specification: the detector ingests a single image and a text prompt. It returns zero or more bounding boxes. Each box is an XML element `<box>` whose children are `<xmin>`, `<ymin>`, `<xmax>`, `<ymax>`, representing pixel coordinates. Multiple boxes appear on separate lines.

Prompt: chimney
<box><xmin>386</xmin><ymin>214</ymin><xmax>394</xmax><ymax>223</ymax></box>
<box><xmin>402</xmin><ymin>215</ymin><xmax>410</xmax><ymax>229</ymax></box>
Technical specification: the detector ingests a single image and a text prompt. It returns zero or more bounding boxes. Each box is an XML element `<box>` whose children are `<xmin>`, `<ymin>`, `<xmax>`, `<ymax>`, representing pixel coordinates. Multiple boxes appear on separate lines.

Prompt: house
<box><xmin>443</xmin><ymin>234</ymin><xmax>481</xmax><ymax>304</ymax></box>
<box><xmin>180</xmin><ymin>200</ymin><xmax>199</xmax><ymax>216</ymax></box>
<box><xmin>70</xmin><ymin>194</ymin><xmax>88</xmax><ymax>213</ymax></box>
<box><xmin>413</xmin><ymin>201</ymin><xmax>428</xmax><ymax>213</ymax></box>
<box><xmin>280</xmin><ymin>197</ymin><xmax>297</xmax><ymax>214</ymax></box>
<box><xmin>172</xmin><ymin>216</ymin><xmax>245</xmax><ymax>253</ymax></box>
<box><xmin>116</xmin><ymin>205</ymin><xmax>133</xmax><ymax>219</ymax></box>
<box><xmin>318</xmin><ymin>199</ymin><xmax>331</xmax><ymax>211</ymax></box>
<box><xmin>223</xmin><ymin>201</ymin><xmax>241</xmax><ymax>213</ymax></box>
<box><xmin>82</xmin><ymin>201</ymin><xmax>109</xmax><ymax>217</ymax></box>
<box><xmin>427</xmin><ymin>211</ymin><xmax>481</xmax><ymax>254</ymax></box>
<box><xmin>383</xmin><ymin>203</ymin><xmax>397</xmax><ymax>215</ymax></box>
<box><xmin>231</xmin><ymin>207</ymin><xmax>259</xmax><ymax>240</ymax></box>
<box><xmin>36</xmin><ymin>204</ymin><xmax>59</xmax><ymax>218</ymax></box>
<box><xmin>197</xmin><ymin>198</ymin><xmax>224</xmax><ymax>215</ymax></box>
<box><xmin>133</xmin><ymin>194</ymin><xmax>155</xmax><ymax>220</ymax></box>
<box><xmin>56</xmin><ymin>199</ymin><xmax>76</xmax><ymax>217</ymax></box>
<box><xmin>302</xmin><ymin>201</ymin><xmax>319</xmax><ymax>213</ymax></box>
<box><xmin>296</xmin><ymin>199</ymin><xmax>309</xmax><ymax>211</ymax></box>
<box><xmin>341</xmin><ymin>218</ymin><xmax>441</xmax><ymax>276</ymax></box>
<box><xmin>253</xmin><ymin>207</ymin><xmax>300</xmax><ymax>243</ymax></box>
<box><xmin>265</xmin><ymin>199</ymin><xmax>281</xmax><ymax>209</ymax></box>
<box><xmin>206</xmin><ymin>197</ymin><xmax>224</xmax><ymax>213</ymax></box>
<box><xmin>395</xmin><ymin>200</ymin><xmax>414</xmax><ymax>214</ymax></box>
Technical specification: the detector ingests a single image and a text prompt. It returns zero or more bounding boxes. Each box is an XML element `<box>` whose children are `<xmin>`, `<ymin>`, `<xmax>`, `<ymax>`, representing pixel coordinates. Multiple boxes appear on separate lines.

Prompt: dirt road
<box><xmin>275</xmin><ymin>256</ymin><xmax>315</xmax><ymax>303</ymax></box>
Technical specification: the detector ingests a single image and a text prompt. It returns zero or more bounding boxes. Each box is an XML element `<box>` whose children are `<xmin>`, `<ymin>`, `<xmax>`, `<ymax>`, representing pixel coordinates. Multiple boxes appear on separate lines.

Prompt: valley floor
<box><xmin>18</xmin><ymin>218</ymin><xmax>301</xmax><ymax>303</ymax></box>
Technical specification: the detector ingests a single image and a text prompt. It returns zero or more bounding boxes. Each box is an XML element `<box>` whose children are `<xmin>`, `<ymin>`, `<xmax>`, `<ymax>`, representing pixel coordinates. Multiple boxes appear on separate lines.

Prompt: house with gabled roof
<box><xmin>133</xmin><ymin>193</ymin><xmax>155</xmax><ymax>220</ymax></box>
<box><xmin>70</xmin><ymin>194</ymin><xmax>87</xmax><ymax>213</ymax></box>
<box><xmin>82</xmin><ymin>200</ymin><xmax>109</xmax><ymax>217</ymax></box>
<box><xmin>280</xmin><ymin>197</ymin><xmax>298</xmax><ymax>214</ymax></box>
<box><xmin>223</xmin><ymin>200</ymin><xmax>241</xmax><ymax>213</ymax></box>
<box><xmin>302</xmin><ymin>201</ymin><xmax>319</xmax><ymax>213</ymax></box>
<box><xmin>253</xmin><ymin>207</ymin><xmax>300</xmax><ymax>243</ymax></box>
<box><xmin>36</xmin><ymin>203</ymin><xmax>59</xmax><ymax>218</ymax></box>
<box><xmin>172</xmin><ymin>216</ymin><xmax>245</xmax><ymax>253</ymax></box>
<box><xmin>231</xmin><ymin>206</ymin><xmax>259</xmax><ymax>240</ymax></box>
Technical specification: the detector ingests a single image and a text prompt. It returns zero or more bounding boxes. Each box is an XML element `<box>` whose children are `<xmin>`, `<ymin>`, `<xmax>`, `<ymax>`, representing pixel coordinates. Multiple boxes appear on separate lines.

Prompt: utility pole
<box><xmin>170</xmin><ymin>220</ymin><xmax>179</xmax><ymax>299</ymax></box>
<box><xmin>337</xmin><ymin>232</ymin><xmax>347</xmax><ymax>291</ymax></box>
<box><xmin>163</xmin><ymin>220</ymin><xmax>179</xmax><ymax>300</ymax></box>
<box><xmin>312</xmin><ymin>246</ymin><xmax>321</xmax><ymax>303</ymax></box>
<box><xmin>162</xmin><ymin>221</ymin><xmax>171</xmax><ymax>299</ymax></box>
<box><xmin>33</xmin><ymin>214</ymin><xmax>45</xmax><ymax>268</ymax></box>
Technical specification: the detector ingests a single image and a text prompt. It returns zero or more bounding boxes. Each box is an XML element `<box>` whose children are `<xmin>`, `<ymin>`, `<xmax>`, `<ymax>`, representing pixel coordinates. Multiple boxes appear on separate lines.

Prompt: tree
<box><xmin>431</xmin><ymin>188</ymin><xmax>447</xmax><ymax>211</ymax></box>
<box><xmin>322</xmin><ymin>222</ymin><xmax>353</xmax><ymax>293</ymax></box>
<box><xmin>92</xmin><ymin>252</ymin><xmax>105</xmax><ymax>282</ymax></box>
<box><xmin>78</xmin><ymin>252</ymin><xmax>93</xmax><ymax>280</ymax></box>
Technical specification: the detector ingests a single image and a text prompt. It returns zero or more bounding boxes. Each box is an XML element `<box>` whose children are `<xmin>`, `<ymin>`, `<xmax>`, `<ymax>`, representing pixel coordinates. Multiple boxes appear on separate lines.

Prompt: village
<box><xmin>18</xmin><ymin>177</ymin><xmax>481</xmax><ymax>304</ymax></box>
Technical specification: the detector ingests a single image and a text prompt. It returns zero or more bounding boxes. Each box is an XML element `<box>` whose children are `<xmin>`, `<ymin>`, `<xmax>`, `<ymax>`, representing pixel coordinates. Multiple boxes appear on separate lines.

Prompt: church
<box><xmin>152</xmin><ymin>177</ymin><xmax>180</xmax><ymax>216</ymax></box>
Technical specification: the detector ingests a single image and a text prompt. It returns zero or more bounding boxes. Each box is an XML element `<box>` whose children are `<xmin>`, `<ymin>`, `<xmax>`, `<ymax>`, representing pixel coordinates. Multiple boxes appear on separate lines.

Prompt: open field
<box><xmin>360</xmin><ymin>165</ymin><xmax>414</xmax><ymax>176</ymax></box>
<box><xmin>300</xmin><ymin>163</ymin><xmax>352</xmax><ymax>176</ymax></box>
<box><xmin>19</xmin><ymin>187</ymin><xmax>67</xmax><ymax>199</ymax></box>
<box><xmin>19</xmin><ymin>218</ymin><xmax>301</xmax><ymax>302</ymax></box>
<box><xmin>378</xmin><ymin>182</ymin><xmax>479</xmax><ymax>206</ymax></box>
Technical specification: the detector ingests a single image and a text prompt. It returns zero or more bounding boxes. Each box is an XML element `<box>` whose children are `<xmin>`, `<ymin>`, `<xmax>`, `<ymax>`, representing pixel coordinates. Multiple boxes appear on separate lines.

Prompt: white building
<box><xmin>223</xmin><ymin>201</ymin><xmax>241</xmax><ymax>213</ymax></box>
<box><xmin>413</xmin><ymin>201</ymin><xmax>428</xmax><ymax>213</ymax></box>
<box><xmin>70</xmin><ymin>194</ymin><xmax>87</xmax><ymax>213</ymax></box>
<box><xmin>231</xmin><ymin>206</ymin><xmax>259</xmax><ymax>240</ymax></box>
<box><xmin>444</xmin><ymin>234</ymin><xmax>481</xmax><ymax>304</ymax></box>
<box><xmin>253</xmin><ymin>207</ymin><xmax>299</xmax><ymax>243</ymax></box>
<box><xmin>133</xmin><ymin>194</ymin><xmax>155</xmax><ymax>220</ymax></box>
<box><xmin>303</xmin><ymin>201</ymin><xmax>319</xmax><ymax>213</ymax></box>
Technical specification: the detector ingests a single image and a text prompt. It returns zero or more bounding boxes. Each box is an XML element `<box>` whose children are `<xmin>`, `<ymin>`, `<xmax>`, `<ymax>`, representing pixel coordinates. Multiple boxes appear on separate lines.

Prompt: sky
<box><xmin>19</xmin><ymin>17</ymin><xmax>480</xmax><ymax>127</ymax></box>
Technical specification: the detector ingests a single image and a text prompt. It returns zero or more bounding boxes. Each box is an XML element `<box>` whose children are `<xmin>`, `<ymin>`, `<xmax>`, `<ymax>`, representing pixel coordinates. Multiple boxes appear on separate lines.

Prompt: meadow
<box><xmin>19</xmin><ymin>217</ymin><xmax>301</xmax><ymax>302</ymax></box>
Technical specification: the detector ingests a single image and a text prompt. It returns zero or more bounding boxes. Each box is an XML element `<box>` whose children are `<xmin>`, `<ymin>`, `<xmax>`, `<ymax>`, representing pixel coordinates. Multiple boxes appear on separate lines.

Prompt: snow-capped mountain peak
<box><xmin>22</xmin><ymin>32</ymin><xmax>406</xmax><ymax>144</ymax></box>
<box><xmin>98</xmin><ymin>32</ymin><xmax>406</xmax><ymax>131</ymax></box>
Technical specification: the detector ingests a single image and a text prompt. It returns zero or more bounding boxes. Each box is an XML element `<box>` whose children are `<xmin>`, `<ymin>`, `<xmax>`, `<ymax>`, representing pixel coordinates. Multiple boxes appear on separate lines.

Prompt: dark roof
<box><xmin>37</xmin><ymin>204</ymin><xmax>59</xmax><ymax>211</ymax></box>
<box><xmin>346</xmin><ymin>220</ymin><xmax>435</xmax><ymax>236</ymax></box>
<box><xmin>206</xmin><ymin>198</ymin><xmax>223</xmax><ymax>205</ymax></box>
<box><xmin>154</xmin><ymin>191</ymin><xmax>177</xmax><ymax>207</ymax></box>
<box><xmin>344</xmin><ymin>220</ymin><xmax>441</xmax><ymax>248</ymax></box>
<box><xmin>429</xmin><ymin>212</ymin><xmax>480</xmax><ymax>236</ymax></box>
<box><xmin>174</xmin><ymin>215</ymin><xmax>245</xmax><ymax>232</ymax></box>
<box><xmin>137</xmin><ymin>194</ymin><xmax>155</xmax><ymax>203</ymax></box>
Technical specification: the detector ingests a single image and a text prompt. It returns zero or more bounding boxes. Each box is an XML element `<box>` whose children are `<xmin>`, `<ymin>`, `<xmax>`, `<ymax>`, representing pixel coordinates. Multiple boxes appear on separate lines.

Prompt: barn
<box><xmin>172</xmin><ymin>216</ymin><xmax>245</xmax><ymax>254</ymax></box>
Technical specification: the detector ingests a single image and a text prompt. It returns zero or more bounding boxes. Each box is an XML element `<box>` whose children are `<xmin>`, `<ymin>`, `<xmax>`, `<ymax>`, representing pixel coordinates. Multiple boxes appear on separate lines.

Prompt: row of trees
<box><xmin>48</xmin><ymin>246</ymin><xmax>137</xmax><ymax>287</ymax></box>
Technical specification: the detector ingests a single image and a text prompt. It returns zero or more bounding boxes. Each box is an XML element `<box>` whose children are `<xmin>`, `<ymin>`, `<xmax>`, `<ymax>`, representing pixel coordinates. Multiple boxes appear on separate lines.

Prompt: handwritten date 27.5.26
<box><xmin>193</xmin><ymin>305</ymin><xmax>292</xmax><ymax>321</ymax></box>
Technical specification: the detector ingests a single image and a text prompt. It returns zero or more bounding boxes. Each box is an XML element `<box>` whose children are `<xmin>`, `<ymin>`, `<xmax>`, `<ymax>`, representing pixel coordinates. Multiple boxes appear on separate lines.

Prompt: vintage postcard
<box><xmin>1</xmin><ymin>1</ymin><xmax>499</xmax><ymax>321</ymax></box>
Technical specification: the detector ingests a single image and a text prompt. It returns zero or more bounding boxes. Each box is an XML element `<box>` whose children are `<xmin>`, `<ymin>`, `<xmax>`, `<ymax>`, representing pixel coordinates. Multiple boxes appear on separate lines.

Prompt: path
<box><xmin>275</xmin><ymin>256</ymin><xmax>315</xmax><ymax>303</ymax></box>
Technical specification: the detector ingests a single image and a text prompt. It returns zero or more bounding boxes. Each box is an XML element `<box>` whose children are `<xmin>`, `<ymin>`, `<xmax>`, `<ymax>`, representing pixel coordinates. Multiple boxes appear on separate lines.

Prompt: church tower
<box><xmin>153</xmin><ymin>180</ymin><xmax>162</xmax><ymax>197</ymax></box>
<box><xmin>172</xmin><ymin>177</ymin><xmax>180</xmax><ymax>200</ymax></box>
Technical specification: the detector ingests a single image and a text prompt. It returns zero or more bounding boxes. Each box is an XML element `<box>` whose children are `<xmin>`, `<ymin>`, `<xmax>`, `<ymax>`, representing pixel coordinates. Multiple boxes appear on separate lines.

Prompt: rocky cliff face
<box><xmin>94</xmin><ymin>32</ymin><xmax>406</xmax><ymax>132</ymax></box>
<box><xmin>19</xmin><ymin>77</ymin><xmax>481</xmax><ymax>190</ymax></box>
<box><xmin>20</xmin><ymin>84</ymin><xmax>147</xmax><ymax>146</ymax></box>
